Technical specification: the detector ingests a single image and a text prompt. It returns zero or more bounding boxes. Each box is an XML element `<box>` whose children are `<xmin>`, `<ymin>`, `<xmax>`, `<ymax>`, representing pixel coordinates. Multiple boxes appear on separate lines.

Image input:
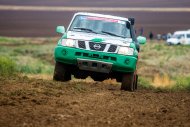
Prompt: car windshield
<box><xmin>69</xmin><ymin>15</ymin><xmax>131</xmax><ymax>38</ymax></box>
<box><xmin>172</xmin><ymin>34</ymin><xmax>185</xmax><ymax>39</ymax></box>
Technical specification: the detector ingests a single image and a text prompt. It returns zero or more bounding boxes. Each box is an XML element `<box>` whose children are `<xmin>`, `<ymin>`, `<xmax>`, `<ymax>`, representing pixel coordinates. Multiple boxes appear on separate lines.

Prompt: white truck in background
<box><xmin>166</xmin><ymin>30</ymin><xmax>190</xmax><ymax>45</ymax></box>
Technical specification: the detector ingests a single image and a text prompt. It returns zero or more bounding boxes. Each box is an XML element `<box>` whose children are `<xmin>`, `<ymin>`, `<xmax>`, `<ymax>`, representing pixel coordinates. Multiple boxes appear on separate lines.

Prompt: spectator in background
<box><xmin>157</xmin><ymin>34</ymin><xmax>161</xmax><ymax>40</ymax></box>
<box><xmin>167</xmin><ymin>33</ymin><xmax>172</xmax><ymax>39</ymax></box>
<box><xmin>161</xmin><ymin>34</ymin><xmax>167</xmax><ymax>40</ymax></box>
<box><xmin>135</xmin><ymin>29</ymin><xmax>137</xmax><ymax>34</ymax></box>
<box><xmin>149</xmin><ymin>32</ymin><xmax>154</xmax><ymax>40</ymax></box>
<box><xmin>139</xmin><ymin>27</ymin><xmax>144</xmax><ymax>35</ymax></box>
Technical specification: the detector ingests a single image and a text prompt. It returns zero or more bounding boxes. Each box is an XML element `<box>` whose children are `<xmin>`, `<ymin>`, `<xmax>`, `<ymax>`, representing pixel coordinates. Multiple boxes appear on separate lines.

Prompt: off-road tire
<box><xmin>53</xmin><ymin>62</ymin><xmax>71</xmax><ymax>82</ymax></box>
<box><xmin>121</xmin><ymin>72</ymin><xmax>135</xmax><ymax>91</ymax></box>
<box><xmin>134</xmin><ymin>74</ymin><xmax>138</xmax><ymax>90</ymax></box>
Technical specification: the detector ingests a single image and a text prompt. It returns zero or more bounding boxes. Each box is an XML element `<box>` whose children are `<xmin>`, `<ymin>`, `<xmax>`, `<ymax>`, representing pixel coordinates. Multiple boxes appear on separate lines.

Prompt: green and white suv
<box><xmin>53</xmin><ymin>12</ymin><xmax>146</xmax><ymax>91</ymax></box>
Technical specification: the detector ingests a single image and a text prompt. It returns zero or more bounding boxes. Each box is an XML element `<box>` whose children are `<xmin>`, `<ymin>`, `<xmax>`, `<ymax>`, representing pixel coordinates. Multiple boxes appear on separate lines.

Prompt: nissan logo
<box><xmin>93</xmin><ymin>44</ymin><xmax>101</xmax><ymax>50</ymax></box>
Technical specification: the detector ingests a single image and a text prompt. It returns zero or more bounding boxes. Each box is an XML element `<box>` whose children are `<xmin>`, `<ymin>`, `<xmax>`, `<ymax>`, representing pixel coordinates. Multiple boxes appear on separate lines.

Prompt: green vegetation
<box><xmin>138</xmin><ymin>40</ymin><xmax>190</xmax><ymax>91</ymax></box>
<box><xmin>175</xmin><ymin>76</ymin><xmax>190</xmax><ymax>91</ymax></box>
<box><xmin>0</xmin><ymin>36</ymin><xmax>22</xmax><ymax>43</ymax></box>
<box><xmin>0</xmin><ymin>36</ymin><xmax>57</xmax><ymax>75</ymax></box>
<box><xmin>0</xmin><ymin>37</ymin><xmax>189</xmax><ymax>91</ymax></box>
<box><xmin>0</xmin><ymin>56</ymin><xmax>17</xmax><ymax>76</ymax></box>
<box><xmin>139</xmin><ymin>41</ymin><xmax>190</xmax><ymax>77</ymax></box>
<box><xmin>138</xmin><ymin>76</ymin><xmax>152</xmax><ymax>89</ymax></box>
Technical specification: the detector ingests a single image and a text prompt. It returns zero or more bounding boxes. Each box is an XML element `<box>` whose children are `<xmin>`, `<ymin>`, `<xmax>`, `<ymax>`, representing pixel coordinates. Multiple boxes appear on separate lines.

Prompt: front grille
<box><xmin>108</xmin><ymin>45</ymin><xmax>117</xmax><ymax>53</ymax></box>
<box><xmin>89</xmin><ymin>42</ymin><xmax>106</xmax><ymax>51</ymax></box>
<box><xmin>77</xmin><ymin>40</ymin><xmax>118</xmax><ymax>53</ymax></box>
<box><xmin>78</xmin><ymin>41</ymin><xmax>86</xmax><ymax>49</ymax></box>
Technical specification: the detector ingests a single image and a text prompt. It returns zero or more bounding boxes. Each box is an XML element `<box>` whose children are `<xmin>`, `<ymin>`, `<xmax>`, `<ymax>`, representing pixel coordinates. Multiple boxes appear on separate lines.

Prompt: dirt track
<box><xmin>0</xmin><ymin>77</ymin><xmax>189</xmax><ymax>127</ymax></box>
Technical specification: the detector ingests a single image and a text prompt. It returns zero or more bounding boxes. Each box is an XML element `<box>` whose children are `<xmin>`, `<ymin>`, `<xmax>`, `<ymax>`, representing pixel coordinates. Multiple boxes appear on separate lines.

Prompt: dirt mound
<box><xmin>0</xmin><ymin>76</ymin><xmax>190</xmax><ymax>127</ymax></box>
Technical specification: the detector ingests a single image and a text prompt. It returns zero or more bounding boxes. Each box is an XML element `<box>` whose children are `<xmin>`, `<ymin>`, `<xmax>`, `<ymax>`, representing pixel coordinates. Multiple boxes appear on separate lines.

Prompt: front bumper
<box><xmin>54</xmin><ymin>46</ymin><xmax>138</xmax><ymax>73</ymax></box>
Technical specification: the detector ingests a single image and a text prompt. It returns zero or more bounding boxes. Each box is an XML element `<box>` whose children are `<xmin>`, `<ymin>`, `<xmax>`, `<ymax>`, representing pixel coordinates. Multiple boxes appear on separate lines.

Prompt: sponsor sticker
<box><xmin>79</xmin><ymin>16</ymin><xmax>126</xmax><ymax>25</ymax></box>
<box><xmin>87</xmin><ymin>17</ymin><xmax>118</xmax><ymax>22</ymax></box>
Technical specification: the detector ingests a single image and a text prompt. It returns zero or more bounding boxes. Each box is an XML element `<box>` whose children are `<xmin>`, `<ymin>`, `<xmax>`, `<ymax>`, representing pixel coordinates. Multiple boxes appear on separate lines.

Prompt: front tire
<box><xmin>134</xmin><ymin>74</ymin><xmax>138</xmax><ymax>90</ymax></box>
<box><xmin>53</xmin><ymin>62</ymin><xmax>71</xmax><ymax>82</ymax></box>
<box><xmin>121</xmin><ymin>72</ymin><xmax>135</xmax><ymax>91</ymax></box>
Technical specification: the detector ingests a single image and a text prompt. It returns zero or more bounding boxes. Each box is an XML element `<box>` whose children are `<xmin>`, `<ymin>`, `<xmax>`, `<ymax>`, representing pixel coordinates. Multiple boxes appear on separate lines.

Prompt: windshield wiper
<box><xmin>101</xmin><ymin>31</ymin><xmax>125</xmax><ymax>38</ymax></box>
<box><xmin>73</xmin><ymin>27</ymin><xmax>98</xmax><ymax>34</ymax></box>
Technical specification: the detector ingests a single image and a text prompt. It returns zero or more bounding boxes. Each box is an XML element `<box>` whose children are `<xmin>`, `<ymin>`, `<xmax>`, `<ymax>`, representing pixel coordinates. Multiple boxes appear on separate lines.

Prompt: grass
<box><xmin>139</xmin><ymin>41</ymin><xmax>190</xmax><ymax>77</ymax></box>
<box><xmin>139</xmin><ymin>40</ymin><xmax>190</xmax><ymax>90</ymax></box>
<box><xmin>0</xmin><ymin>56</ymin><xmax>17</xmax><ymax>76</ymax></box>
<box><xmin>174</xmin><ymin>76</ymin><xmax>190</xmax><ymax>91</ymax></box>
<box><xmin>0</xmin><ymin>36</ymin><xmax>56</xmax><ymax>75</ymax></box>
<box><xmin>0</xmin><ymin>37</ymin><xmax>189</xmax><ymax>91</ymax></box>
<box><xmin>0</xmin><ymin>36</ymin><xmax>24</xmax><ymax>44</ymax></box>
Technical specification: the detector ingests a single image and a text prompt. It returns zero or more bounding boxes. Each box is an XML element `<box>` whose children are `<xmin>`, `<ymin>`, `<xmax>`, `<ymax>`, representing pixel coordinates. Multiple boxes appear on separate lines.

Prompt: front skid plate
<box><xmin>77</xmin><ymin>58</ymin><xmax>112</xmax><ymax>73</ymax></box>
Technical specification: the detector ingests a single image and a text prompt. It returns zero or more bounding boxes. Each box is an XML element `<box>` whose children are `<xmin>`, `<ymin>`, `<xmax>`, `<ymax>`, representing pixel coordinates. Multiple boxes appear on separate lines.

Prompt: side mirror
<box><xmin>56</xmin><ymin>26</ymin><xmax>65</xmax><ymax>34</ymax></box>
<box><xmin>137</xmin><ymin>36</ymin><xmax>146</xmax><ymax>45</ymax></box>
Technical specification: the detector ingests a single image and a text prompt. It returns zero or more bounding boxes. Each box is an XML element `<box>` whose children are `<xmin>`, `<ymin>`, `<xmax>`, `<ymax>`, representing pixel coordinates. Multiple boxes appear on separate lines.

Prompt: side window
<box><xmin>187</xmin><ymin>34</ymin><xmax>190</xmax><ymax>38</ymax></box>
<box><xmin>180</xmin><ymin>34</ymin><xmax>185</xmax><ymax>38</ymax></box>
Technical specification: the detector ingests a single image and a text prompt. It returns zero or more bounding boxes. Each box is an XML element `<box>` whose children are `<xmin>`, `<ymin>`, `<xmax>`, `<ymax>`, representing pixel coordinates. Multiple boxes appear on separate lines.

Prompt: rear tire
<box><xmin>53</xmin><ymin>62</ymin><xmax>71</xmax><ymax>82</ymax></box>
<box><xmin>121</xmin><ymin>72</ymin><xmax>135</xmax><ymax>91</ymax></box>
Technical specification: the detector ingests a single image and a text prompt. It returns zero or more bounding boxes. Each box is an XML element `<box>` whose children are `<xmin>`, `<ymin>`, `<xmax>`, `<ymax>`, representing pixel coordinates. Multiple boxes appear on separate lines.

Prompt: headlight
<box><xmin>61</xmin><ymin>39</ymin><xmax>76</xmax><ymax>47</ymax></box>
<box><xmin>118</xmin><ymin>46</ymin><xmax>134</xmax><ymax>55</ymax></box>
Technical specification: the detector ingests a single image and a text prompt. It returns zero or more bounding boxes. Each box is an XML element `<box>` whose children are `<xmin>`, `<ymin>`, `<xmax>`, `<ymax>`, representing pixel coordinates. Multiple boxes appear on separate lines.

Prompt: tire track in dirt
<box><xmin>0</xmin><ymin>77</ymin><xmax>190</xmax><ymax>127</ymax></box>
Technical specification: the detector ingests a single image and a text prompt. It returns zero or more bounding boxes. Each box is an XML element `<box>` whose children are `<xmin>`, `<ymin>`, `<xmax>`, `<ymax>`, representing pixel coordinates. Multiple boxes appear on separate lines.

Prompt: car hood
<box><xmin>66</xmin><ymin>31</ymin><xmax>133</xmax><ymax>46</ymax></box>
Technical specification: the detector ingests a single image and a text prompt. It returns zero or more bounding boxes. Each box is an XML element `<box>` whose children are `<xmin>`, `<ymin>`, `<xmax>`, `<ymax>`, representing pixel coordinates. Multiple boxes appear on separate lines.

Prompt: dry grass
<box><xmin>138</xmin><ymin>40</ymin><xmax>190</xmax><ymax>89</ymax></box>
<box><xmin>152</xmin><ymin>74</ymin><xmax>175</xmax><ymax>88</ymax></box>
